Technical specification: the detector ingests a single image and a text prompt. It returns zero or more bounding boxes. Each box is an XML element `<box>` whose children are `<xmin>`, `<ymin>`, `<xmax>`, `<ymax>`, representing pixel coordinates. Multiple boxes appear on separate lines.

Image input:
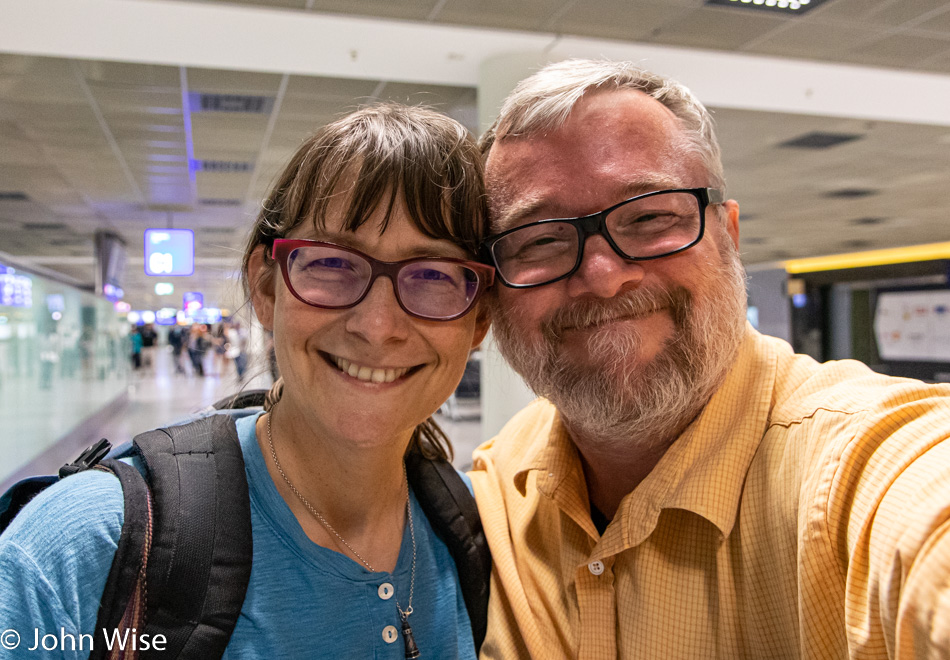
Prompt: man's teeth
<box><xmin>332</xmin><ymin>356</ymin><xmax>410</xmax><ymax>383</ymax></box>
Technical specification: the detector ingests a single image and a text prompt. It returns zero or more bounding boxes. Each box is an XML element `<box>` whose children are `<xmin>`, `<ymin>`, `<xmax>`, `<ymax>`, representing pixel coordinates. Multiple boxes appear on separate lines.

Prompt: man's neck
<box><xmin>566</xmin><ymin>420</ymin><xmax>689</xmax><ymax>521</ymax></box>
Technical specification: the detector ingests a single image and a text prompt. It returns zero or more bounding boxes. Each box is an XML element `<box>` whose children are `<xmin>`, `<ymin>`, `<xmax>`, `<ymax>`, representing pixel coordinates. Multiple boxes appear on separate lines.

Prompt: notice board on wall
<box><xmin>873</xmin><ymin>289</ymin><xmax>950</xmax><ymax>363</ymax></box>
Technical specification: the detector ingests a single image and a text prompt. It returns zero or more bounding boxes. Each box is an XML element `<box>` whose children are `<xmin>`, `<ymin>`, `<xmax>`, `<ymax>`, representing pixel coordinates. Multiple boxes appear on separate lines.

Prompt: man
<box><xmin>470</xmin><ymin>59</ymin><xmax>950</xmax><ymax>659</ymax></box>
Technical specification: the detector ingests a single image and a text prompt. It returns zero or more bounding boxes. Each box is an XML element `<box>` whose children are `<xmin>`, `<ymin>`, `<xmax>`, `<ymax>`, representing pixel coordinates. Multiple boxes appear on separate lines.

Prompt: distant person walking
<box><xmin>187</xmin><ymin>324</ymin><xmax>209</xmax><ymax>377</ymax></box>
<box><xmin>139</xmin><ymin>323</ymin><xmax>158</xmax><ymax>371</ymax></box>
<box><xmin>129</xmin><ymin>326</ymin><xmax>142</xmax><ymax>372</ymax></box>
<box><xmin>227</xmin><ymin>320</ymin><xmax>249</xmax><ymax>381</ymax></box>
<box><xmin>167</xmin><ymin>325</ymin><xmax>186</xmax><ymax>374</ymax></box>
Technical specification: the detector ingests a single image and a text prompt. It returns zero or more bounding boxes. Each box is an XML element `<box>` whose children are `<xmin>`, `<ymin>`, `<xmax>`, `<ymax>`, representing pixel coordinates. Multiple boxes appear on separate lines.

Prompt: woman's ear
<box><xmin>248</xmin><ymin>245</ymin><xmax>276</xmax><ymax>332</ymax></box>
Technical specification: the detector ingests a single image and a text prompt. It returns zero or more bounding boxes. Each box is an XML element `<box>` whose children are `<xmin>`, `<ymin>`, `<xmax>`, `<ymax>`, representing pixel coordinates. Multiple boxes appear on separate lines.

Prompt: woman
<box><xmin>0</xmin><ymin>104</ymin><xmax>492</xmax><ymax>658</ymax></box>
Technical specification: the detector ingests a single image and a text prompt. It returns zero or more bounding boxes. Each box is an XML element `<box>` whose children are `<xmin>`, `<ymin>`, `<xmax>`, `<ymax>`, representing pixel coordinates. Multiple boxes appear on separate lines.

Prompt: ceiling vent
<box><xmin>779</xmin><ymin>132</ymin><xmax>863</xmax><ymax>149</ymax></box>
<box><xmin>705</xmin><ymin>0</ymin><xmax>832</xmax><ymax>14</ymax></box>
<box><xmin>50</xmin><ymin>237</ymin><xmax>91</xmax><ymax>246</ymax></box>
<box><xmin>199</xmin><ymin>198</ymin><xmax>242</xmax><ymax>206</ymax></box>
<box><xmin>824</xmin><ymin>188</ymin><xmax>878</xmax><ymax>198</ymax></box>
<box><xmin>192</xmin><ymin>160</ymin><xmax>253</xmax><ymax>173</ymax></box>
<box><xmin>0</xmin><ymin>192</ymin><xmax>30</xmax><ymax>201</ymax></box>
<box><xmin>189</xmin><ymin>93</ymin><xmax>275</xmax><ymax>115</ymax></box>
<box><xmin>199</xmin><ymin>227</ymin><xmax>235</xmax><ymax>234</ymax></box>
<box><xmin>850</xmin><ymin>217</ymin><xmax>887</xmax><ymax>226</ymax></box>
<box><xmin>22</xmin><ymin>222</ymin><xmax>68</xmax><ymax>231</ymax></box>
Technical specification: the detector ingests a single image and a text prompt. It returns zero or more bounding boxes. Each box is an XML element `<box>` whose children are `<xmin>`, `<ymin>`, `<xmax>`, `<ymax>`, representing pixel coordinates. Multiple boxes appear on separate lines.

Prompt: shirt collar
<box><xmin>626</xmin><ymin>325</ymin><xmax>778</xmax><ymax>541</ymax></box>
<box><xmin>511</xmin><ymin>324</ymin><xmax>779</xmax><ymax>545</ymax></box>
<box><xmin>513</xmin><ymin>407</ymin><xmax>574</xmax><ymax>498</ymax></box>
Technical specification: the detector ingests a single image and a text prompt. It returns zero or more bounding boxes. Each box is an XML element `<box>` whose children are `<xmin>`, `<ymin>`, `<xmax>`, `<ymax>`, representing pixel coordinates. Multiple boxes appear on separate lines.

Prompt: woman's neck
<box><xmin>256</xmin><ymin>402</ymin><xmax>412</xmax><ymax>571</ymax></box>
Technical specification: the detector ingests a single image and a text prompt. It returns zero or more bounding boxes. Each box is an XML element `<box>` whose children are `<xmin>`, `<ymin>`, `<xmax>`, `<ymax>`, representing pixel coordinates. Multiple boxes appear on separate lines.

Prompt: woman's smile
<box><xmin>322</xmin><ymin>351</ymin><xmax>421</xmax><ymax>384</ymax></box>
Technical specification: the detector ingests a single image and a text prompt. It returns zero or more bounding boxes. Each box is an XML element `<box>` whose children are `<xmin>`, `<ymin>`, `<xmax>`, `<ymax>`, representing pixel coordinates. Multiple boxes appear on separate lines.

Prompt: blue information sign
<box><xmin>144</xmin><ymin>229</ymin><xmax>195</xmax><ymax>276</ymax></box>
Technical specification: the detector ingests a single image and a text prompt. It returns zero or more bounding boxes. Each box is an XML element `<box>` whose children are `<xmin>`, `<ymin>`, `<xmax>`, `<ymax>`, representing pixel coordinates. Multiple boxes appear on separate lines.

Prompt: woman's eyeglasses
<box><xmin>271</xmin><ymin>239</ymin><xmax>495</xmax><ymax>322</ymax></box>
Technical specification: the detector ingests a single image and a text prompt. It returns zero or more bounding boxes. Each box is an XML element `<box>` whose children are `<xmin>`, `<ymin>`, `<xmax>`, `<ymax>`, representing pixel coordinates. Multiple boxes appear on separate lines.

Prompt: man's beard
<box><xmin>490</xmin><ymin>237</ymin><xmax>748</xmax><ymax>452</ymax></box>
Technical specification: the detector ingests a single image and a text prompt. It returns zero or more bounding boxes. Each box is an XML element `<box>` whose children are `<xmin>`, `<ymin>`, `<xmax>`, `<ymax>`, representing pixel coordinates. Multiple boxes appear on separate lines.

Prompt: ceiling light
<box><xmin>707</xmin><ymin>0</ymin><xmax>831</xmax><ymax>12</ymax></box>
<box><xmin>785</xmin><ymin>241</ymin><xmax>950</xmax><ymax>273</ymax></box>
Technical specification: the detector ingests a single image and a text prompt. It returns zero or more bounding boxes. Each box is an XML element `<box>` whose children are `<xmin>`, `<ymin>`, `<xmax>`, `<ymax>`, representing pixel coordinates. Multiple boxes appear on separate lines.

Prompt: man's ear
<box><xmin>248</xmin><ymin>245</ymin><xmax>275</xmax><ymax>332</ymax></box>
<box><xmin>722</xmin><ymin>199</ymin><xmax>740</xmax><ymax>250</ymax></box>
<box><xmin>470</xmin><ymin>303</ymin><xmax>491</xmax><ymax>350</ymax></box>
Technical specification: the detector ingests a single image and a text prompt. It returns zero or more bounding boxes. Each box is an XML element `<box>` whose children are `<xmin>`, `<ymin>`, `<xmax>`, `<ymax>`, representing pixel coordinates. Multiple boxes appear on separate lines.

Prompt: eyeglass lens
<box><xmin>286</xmin><ymin>244</ymin><xmax>481</xmax><ymax>320</ymax></box>
<box><xmin>491</xmin><ymin>190</ymin><xmax>703</xmax><ymax>286</ymax></box>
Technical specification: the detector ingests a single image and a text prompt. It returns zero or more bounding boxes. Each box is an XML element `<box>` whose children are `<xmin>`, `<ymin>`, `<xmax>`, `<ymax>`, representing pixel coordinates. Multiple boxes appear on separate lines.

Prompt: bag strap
<box><xmin>88</xmin><ymin>459</ymin><xmax>153</xmax><ymax>660</ymax></box>
<box><xmin>132</xmin><ymin>414</ymin><xmax>252</xmax><ymax>659</ymax></box>
<box><xmin>405</xmin><ymin>451</ymin><xmax>491</xmax><ymax>655</ymax></box>
<box><xmin>0</xmin><ymin>439</ymin><xmax>111</xmax><ymax>533</ymax></box>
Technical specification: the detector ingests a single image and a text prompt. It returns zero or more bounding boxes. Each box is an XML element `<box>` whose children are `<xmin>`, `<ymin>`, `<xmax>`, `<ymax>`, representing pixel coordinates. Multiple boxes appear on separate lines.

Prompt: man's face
<box><xmin>485</xmin><ymin>89</ymin><xmax>747</xmax><ymax>446</ymax></box>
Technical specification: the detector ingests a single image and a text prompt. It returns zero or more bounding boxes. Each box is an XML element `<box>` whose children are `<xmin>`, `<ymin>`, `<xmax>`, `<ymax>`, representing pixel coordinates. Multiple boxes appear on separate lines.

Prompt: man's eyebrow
<box><xmin>495</xmin><ymin>196</ymin><xmax>550</xmax><ymax>233</ymax></box>
<box><xmin>494</xmin><ymin>176</ymin><xmax>687</xmax><ymax>232</ymax></box>
<box><xmin>618</xmin><ymin>176</ymin><xmax>685</xmax><ymax>198</ymax></box>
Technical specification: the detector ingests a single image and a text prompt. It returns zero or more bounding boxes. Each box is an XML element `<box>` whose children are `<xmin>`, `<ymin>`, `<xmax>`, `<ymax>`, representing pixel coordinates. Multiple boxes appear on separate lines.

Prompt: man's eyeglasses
<box><xmin>271</xmin><ymin>239</ymin><xmax>495</xmax><ymax>321</ymax></box>
<box><xmin>481</xmin><ymin>188</ymin><xmax>724</xmax><ymax>288</ymax></box>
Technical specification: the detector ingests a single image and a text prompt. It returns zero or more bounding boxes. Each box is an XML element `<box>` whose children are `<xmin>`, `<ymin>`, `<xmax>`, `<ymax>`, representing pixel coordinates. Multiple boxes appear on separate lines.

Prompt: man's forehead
<box><xmin>484</xmin><ymin>104</ymin><xmax>696</xmax><ymax>231</ymax></box>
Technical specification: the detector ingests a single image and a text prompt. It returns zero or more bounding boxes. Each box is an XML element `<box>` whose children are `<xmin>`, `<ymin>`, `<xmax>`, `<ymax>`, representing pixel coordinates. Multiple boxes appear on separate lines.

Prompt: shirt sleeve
<box><xmin>0</xmin><ymin>470</ymin><xmax>124</xmax><ymax>659</ymax></box>
<box><xmin>833</xmin><ymin>389</ymin><xmax>950</xmax><ymax>658</ymax></box>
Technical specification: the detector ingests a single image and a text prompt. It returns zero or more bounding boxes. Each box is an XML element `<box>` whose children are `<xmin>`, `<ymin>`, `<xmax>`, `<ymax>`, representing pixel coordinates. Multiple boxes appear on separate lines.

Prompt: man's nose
<box><xmin>566</xmin><ymin>234</ymin><xmax>645</xmax><ymax>299</ymax></box>
<box><xmin>344</xmin><ymin>276</ymin><xmax>411</xmax><ymax>344</ymax></box>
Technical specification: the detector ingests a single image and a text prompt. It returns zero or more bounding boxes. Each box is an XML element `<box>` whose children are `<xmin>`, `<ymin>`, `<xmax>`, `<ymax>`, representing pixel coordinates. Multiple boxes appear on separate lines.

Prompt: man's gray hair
<box><xmin>480</xmin><ymin>59</ymin><xmax>725</xmax><ymax>189</ymax></box>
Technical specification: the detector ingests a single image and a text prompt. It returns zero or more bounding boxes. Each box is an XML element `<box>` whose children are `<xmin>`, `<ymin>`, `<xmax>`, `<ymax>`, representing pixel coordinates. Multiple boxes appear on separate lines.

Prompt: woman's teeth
<box><xmin>332</xmin><ymin>356</ymin><xmax>410</xmax><ymax>383</ymax></box>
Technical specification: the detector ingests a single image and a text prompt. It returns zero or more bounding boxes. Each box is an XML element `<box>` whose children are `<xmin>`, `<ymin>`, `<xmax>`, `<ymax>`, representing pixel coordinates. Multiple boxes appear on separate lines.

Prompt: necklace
<box><xmin>266</xmin><ymin>410</ymin><xmax>420</xmax><ymax>659</ymax></box>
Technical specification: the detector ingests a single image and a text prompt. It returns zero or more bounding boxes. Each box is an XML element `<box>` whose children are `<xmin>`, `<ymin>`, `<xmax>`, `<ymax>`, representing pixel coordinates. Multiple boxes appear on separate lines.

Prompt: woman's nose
<box><xmin>343</xmin><ymin>276</ymin><xmax>411</xmax><ymax>344</ymax></box>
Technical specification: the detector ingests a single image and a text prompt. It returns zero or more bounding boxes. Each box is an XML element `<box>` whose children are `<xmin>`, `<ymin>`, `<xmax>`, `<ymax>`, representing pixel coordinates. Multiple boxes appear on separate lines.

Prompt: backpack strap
<box><xmin>132</xmin><ymin>414</ymin><xmax>252</xmax><ymax>658</ymax></box>
<box><xmin>211</xmin><ymin>389</ymin><xmax>267</xmax><ymax>411</ymax></box>
<box><xmin>405</xmin><ymin>451</ymin><xmax>491</xmax><ymax>655</ymax></box>
<box><xmin>88</xmin><ymin>459</ymin><xmax>153</xmax><ymax>660</ymax></box>
<box><xmin>0</xmin><ymin>439</ymin><xmax>111</xmax><ymax>532</ymax></box>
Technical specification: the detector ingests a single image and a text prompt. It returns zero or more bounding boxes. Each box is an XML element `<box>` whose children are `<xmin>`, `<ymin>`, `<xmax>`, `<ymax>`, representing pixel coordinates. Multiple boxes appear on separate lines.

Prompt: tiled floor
<box><xmin>4</xmin><ymin>346</ymin><xmax>484</xmax><ymax>490</ymax></box>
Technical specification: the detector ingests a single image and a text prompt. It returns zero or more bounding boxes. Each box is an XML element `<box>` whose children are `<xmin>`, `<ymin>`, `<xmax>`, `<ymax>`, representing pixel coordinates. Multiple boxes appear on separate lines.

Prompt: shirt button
<box><xmin>378</xmin><ymin>583</ymin><xmax>395</xmax><ymax>600</ymax></box>
<box><xmin>588</xmin><ymin>560</ymin><xmax>605</xmax><ymax>575</ymax></box>
<box><xmin>382</xmin><ymin>625</ymin><xmax>399</xmax><ymax>644</ymax></box>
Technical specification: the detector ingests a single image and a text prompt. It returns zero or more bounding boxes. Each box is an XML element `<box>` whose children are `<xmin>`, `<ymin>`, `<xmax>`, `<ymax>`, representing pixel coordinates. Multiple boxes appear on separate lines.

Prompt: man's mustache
<box><xmin>541</xmin><ymin>286</ymin><xmax>692</xmax><ymax>343</ymax></box>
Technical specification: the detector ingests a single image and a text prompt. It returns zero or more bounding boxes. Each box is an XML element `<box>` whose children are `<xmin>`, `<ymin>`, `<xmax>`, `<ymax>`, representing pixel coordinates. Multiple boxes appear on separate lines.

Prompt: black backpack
<box><xmin>0</xmin><ymin>391</ymin><xmax>490</xmax><ymax>658</ymax></box>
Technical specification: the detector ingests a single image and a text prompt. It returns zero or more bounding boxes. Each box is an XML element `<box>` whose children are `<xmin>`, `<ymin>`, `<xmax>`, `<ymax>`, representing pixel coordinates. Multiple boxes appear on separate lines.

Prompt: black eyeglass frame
<box><xmin>481</xmin><ymin>187</ymin><xmax>725</xmax><ymax>289</ymax></box>
<box><xmin>271</xmin><ymin>238</ymin><xmax>496</xmax><ymax>321</ymax></box>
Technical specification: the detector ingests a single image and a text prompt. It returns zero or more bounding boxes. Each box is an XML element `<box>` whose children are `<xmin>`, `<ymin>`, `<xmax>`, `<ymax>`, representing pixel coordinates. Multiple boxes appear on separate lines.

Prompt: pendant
<box><xmin>401</xmin><ymin>614</ymin><xmax>420</xmax><ymax>659</ymax></box>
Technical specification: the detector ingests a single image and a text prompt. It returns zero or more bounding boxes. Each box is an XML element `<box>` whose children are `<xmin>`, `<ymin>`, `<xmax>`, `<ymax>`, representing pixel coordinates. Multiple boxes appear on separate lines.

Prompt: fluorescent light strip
<box><xmin>784</xmin><ymin>242</ymin><xmax>950</xmax><ymax>274</ymax></box>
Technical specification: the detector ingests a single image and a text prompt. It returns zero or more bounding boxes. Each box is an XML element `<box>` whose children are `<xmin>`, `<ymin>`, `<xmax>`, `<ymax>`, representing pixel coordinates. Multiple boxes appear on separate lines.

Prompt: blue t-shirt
<box><xmin>0</xmin><ymin>413</ymin><xmax>476</xmax><ymax>659</ymax></box>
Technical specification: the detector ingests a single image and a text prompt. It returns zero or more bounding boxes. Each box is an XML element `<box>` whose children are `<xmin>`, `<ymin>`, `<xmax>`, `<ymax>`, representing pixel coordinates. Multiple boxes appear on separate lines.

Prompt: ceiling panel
<box><xmin>552</xmin><ymin>2</ymin><xmax>693</xmax><ymax>43</ymax></box>
<box><xmin>868</xmin><ymin>0</ymin><xmax>950</xmax><ymax>27</ymax></box>
<box><xmin>649</xmin><ymin>6</ymin><xmax>789</xmax><ymax>50</ymax></box>
<box><xmin>745</xmin><ymin>20</ymin><xmax>884</xmax><ymax>60</ymax></box>
<box><xmin>843</xmin><ymin>33</ymin><xmax>950</xmax><ymax>68</ymax></box>
<box><xmin>304</xmin><ymin>0</ymin><xmax>435</xmax><ymax>21</ymax></box>
<box><xmin>436</xmin><ymin>0</ymin><xmax>570</xmax><ymax>31</ymax></box>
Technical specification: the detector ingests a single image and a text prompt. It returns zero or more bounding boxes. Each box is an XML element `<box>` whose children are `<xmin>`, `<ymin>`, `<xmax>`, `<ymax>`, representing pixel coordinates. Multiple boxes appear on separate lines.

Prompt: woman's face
<box><xmin>251</xmin><ymin>202</ymin><xmax>489</xmax><ymax>451</ymax></box>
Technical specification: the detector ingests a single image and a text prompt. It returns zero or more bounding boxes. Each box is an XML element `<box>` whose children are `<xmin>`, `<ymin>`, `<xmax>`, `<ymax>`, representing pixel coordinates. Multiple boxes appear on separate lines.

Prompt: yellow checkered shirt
<box><xmin>470</xmin><ymin>327</ymin><xmax>950</xmax><ymax>659</ymax></box>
